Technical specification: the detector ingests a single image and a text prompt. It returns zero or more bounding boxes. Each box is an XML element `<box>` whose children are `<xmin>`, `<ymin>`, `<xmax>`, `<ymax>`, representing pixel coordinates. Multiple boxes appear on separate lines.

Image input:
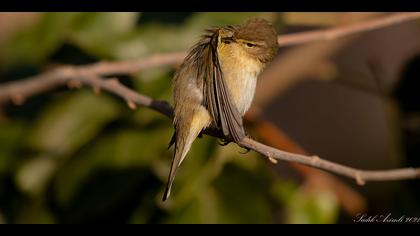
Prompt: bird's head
<box><xmin>218</xmin><ymin>18</ymin><xmax>278</xmax><ymax>64</ymax></box>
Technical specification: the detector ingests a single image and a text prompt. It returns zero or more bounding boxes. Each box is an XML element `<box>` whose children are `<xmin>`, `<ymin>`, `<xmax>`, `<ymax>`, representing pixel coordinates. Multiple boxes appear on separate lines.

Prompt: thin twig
<box><xmin>2</xmin><ymin>12</ymin><xmax>417</xmax><ymax>104</ymax></box>
<box><xmin>1</xmin><ymin>13</ymin><xmax>420</xmax><ymax>184</ymax></box>
<box><xmin>83</xmin><ymin>52</ymin><xmax>186</xmax><ymax>76</ymax></box>
<box><xmin>241</xmin><ymin>138</ymin><xmax>420</xmax><ymax>183</ymax></box>
<box><xmin>0</xmin><ymin>52</ymin><xmax>185</xmax><ymax>105</ymax></box>
<box><xmin>276</xmin><ymin>12</ymin><xmax>420</xmax><ymax>47</ymax></box>
<box><xmin>247</xmin><ymin>115</ymin><xmax>367</xmax><ymax>215</ymax></box>
<box><xmin>2</xmin><ymin>67</ymin><xmax>420</xmax><ymax>184</ymax></box>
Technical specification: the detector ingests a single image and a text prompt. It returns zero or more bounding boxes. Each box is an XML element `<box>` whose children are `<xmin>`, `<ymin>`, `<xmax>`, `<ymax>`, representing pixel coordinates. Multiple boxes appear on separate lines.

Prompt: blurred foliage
<box><xmin>0</xmin><ymin>12</ymin><xmax>340</xmax><ymax>224</ymax></box>
<box><xmin>282</xmin><ymin>13</ymin><xmax>344</xmax><ymax>27</ymax></box>
<box><xmin>272</xmin><ymin>180</ymin><xmax>339</xmax><ymax>224</ymax></box>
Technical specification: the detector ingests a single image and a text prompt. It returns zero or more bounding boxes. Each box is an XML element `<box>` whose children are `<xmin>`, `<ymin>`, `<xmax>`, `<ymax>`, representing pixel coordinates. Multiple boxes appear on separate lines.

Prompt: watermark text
<box><xmin>354</xmin><ymin>213</ymin><xmax>420</xmax><ymax>224</ymax></box>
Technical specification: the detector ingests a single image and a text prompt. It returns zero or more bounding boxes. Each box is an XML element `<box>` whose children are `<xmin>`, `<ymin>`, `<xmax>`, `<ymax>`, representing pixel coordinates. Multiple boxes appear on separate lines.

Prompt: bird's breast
<box><xmin>219</xmin><ymin>51</ymin><xmax>263</xmax><ymax>116</ymax></box>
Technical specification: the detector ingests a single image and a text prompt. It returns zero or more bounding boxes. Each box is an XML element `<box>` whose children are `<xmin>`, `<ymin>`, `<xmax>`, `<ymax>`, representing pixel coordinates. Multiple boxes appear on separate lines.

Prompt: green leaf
<box><xmin>272</xmin><ymin>179</ymin><xmax>339</xmax><ymax>224</ymax></box>
<box><xmin>26</xmin><ymin>91</ymin><xmax>120</xmax><ymax>156</ymax></box>
<box><xmin>0</xmin><ymin>13</ymin><xmax>81</xmax><ymax>69</ymax></box>
<box><xmin>0</xmin><ymin>121</ymin><xmax>27</xmax><ymax>174</ymax></box>
<box><xmin>52</xmin><ymin>134</ymin><xmax>118</xmax><ymax>207</ymax></box>
<box><xmin>163</xmin><ymin>197</ymin><xmax>203</xmax><ymax>223</ymax></box>
<box><xmin>133</xmin><ymin>69</ymin><xmax>173</xmax><ymax>99</ymax></box>
<box><xmin>129</xmin><ymin>189</ymin><xmax>161</xmax><ymax>224</ymax></box>
<box><xmin>285</xmin><ymin>189</ymin><xmax>339</xmax><ymax>224</ymax></box>
<box><xmin>52</xmin><ymin>124</ymin><xmax>172</xmax><ymax>208</ymax></box>
<box><xmin>68</xmin><ymin>13</ymin><xmax>140</xmax><ymax>59</ymax></box>
<box><xmin>211</xmin><ymin>163</ymin><xmax>273</xmax><ymax>224</ymax></box>
<box><xmin>110</xmin><ymin>127</ymin><xmax>174</xmax><ymax>168</ymax></box>
<box><xmin>15</xmin><ymin>156</ymin><xmax>58</xmax><ymax>196</ymax></box>
<box><xmin>52</xmin><ymin>167</ymin><xmax>158</xmax><ymax>223</ymax></box>
<box><xmin>108</xmin><ymin>12</ymin><xmax>267</xmax><ymax>60</ymax></box>
<box><xmin>158</xmin><ymin>136</ymin><xmax>220</xmax><ymax>208</ymax></box>
<box><xmin>271</xmin><ymin>179</ymin><xmax>299</xmax><ymax>203</ymax></box>
<box><xmin>162</xmin><ymin>187</ymin><xmax>220</xmax><ymax>223</ymax></box>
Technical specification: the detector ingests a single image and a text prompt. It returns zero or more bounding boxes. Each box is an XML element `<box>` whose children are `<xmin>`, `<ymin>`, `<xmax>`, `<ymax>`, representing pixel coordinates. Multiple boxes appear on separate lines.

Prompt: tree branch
<box><xmin>1</xmin><ymin>12</ymin><xmax>420</xmax><ymax>185</ymax></box>
<box><xmin>276</xmin><ymin>12</ymin><xmax>420</xmax><ymax>47</ymax></box>
<box><xmin>0</xmin><ymin>52</ymin><xmax>186</xmax><ymax>105</ymax></box>
<box><xmin>1</xmin><ymin>65</ymin><xmax>420</xmax><ymax>185</ymax></box>
<box><xmin>246</xmin><ymin>114</ymin><xmax>367</xmax><ymax>215</ymax></box>
<box><xmin>242</xmin><ymin>138</ymin><xmax>420</xmax><ymax>184</ymax></box>
<box><xmin>2</xmin><ymin>13</ymin><xmax>419</xmax><ymax>104</ymax></box>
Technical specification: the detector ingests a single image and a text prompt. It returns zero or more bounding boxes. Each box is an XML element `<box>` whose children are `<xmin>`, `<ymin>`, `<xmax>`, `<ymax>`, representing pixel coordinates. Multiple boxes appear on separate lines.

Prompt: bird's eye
<box><xmin>222</xmin><ymin>37</ymin><xmax>233</xmax><ymax>44</ymax></box>
<box><xmin>245</xmin><ymin>42</ymin><xmax>256</xmax><ymax>48</ymax></box>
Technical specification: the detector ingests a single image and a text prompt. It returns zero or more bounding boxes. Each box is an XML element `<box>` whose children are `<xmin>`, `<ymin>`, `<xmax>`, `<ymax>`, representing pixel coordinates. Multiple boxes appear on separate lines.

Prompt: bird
<box><xmin>163</xmin><ymin>18</ymin><xmax>278</xmax><ymax>201</ymax></box>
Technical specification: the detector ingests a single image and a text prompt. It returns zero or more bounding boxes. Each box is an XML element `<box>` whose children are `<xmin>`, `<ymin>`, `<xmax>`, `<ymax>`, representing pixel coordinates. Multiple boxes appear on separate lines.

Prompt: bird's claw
<box><xmin>238</xmin><ymin>145</ymin><xmax>251</xmax><ymax>154</ymax></box>
<box><xmin>245</xmin><ymin>132</ymin><xmax>254</xmax><ymax>140</ymax></box>
<box><xmin>218</xmin><ymin>139</ymin><xmax>231</xmax><ymax>146</ymax></box>
<box><xmin>238</xmin><ymin>133</ymin><xmax>253</xmax><ymax>154</ymax></box>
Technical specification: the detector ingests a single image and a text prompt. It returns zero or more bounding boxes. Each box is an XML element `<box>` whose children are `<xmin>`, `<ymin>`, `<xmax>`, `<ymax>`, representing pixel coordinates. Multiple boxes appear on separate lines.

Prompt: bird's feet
<box><xmin>245</xmin><ymin>132</ymin><xmax>254</xmax><ymax>140</ymax></box>
<box><xmin>218</xmin><ymin>139</ymin><xmax>231</xmax><ymax>146</ymax></box>
<box><xmin>238</xmin><ymin>132</ymin><xmax>253</xmax><ymax>154</ymax></box>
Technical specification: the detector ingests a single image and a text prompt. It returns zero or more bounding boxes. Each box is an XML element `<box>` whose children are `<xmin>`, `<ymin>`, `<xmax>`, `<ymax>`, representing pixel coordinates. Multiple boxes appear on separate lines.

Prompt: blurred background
<box><xmin>0</xmin><ymin>12</ymin><xmax>419</xmax><ymax>224</ymax></box>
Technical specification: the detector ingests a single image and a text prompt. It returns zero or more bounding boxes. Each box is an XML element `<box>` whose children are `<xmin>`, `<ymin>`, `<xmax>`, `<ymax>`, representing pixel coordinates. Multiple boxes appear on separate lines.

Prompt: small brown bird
<box><xmin>163</xmin><ymin>18</ymin><xmax>278</xmax><ymax>201</ymax></box>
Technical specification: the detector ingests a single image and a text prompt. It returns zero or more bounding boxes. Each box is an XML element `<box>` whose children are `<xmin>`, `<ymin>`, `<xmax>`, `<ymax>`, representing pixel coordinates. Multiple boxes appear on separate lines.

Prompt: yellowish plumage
<box><xmin>163</xmin><ymin>18</ymin><xmax>278</xmax><ymax>201</ymax></box>
<box><xmin>218</xmin><ymin>41</ymin><xmax>263</xmax><ymax>115</ymax></box>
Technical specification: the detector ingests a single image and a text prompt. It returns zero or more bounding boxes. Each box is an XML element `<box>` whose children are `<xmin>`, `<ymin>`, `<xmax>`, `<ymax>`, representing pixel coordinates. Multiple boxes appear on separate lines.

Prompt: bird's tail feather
<box><xmin>162</xmin><ymin>127</ymin><xmax>196</xmax><ymax>201</ymax></box>
<box><xmin>163</xmin><ymin>109</ymin><xmax>211</xmax><ymax>201</ymax></box>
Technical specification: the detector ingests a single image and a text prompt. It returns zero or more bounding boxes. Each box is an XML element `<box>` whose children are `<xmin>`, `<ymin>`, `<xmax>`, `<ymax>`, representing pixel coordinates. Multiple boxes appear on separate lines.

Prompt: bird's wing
<box><xmin>201</xmin><ymin>29</ymin><xmax>246</xmax><ymax>143</ymax></box>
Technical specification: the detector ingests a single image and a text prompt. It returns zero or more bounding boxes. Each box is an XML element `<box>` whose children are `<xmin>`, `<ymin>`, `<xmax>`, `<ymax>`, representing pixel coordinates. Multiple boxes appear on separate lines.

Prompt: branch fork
<box><xmin>0</xmin><ymin>13</ymin><xmax>420</xmax><ymax>184</ymax></box>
